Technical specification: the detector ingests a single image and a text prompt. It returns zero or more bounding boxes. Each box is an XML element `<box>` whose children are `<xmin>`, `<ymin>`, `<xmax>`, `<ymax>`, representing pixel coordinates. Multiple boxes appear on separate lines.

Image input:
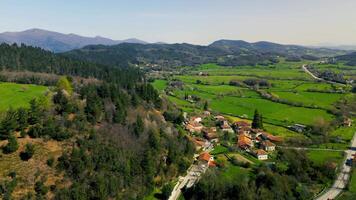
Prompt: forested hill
<box><xmin>0</xmin><ymin>43</ymin><xmax>194</xmax><ymax>199</ymax></box>
<box><xmin>62</xmin><ymin>40</ymin><xmax>346</xmax><ymax>68</ymax></box>
<box><xmin>0</xmin><ymin>43</ymin><xmax>141</xmax><ymax>88</ymax></box>
<box><xmin>335</xmin><ymin>52</ymin><xmax>356</xmax><ymax>66</ymax></box>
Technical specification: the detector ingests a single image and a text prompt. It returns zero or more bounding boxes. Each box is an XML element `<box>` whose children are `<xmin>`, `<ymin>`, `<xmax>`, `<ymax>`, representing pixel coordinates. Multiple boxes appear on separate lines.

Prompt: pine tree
<box><xmin>0</xmin><ymin>108</ymin><xmax>18</xmax><ymax>139</ymax></box>
<box><xmin>3</xmin><ymin>135</ymin><xmax>19</xmax><ymax>154</ymax></box>
<box><xmin>252</xmin><ymin>109</ymin><xmax>263</xmax><ymax>129</ymax></box>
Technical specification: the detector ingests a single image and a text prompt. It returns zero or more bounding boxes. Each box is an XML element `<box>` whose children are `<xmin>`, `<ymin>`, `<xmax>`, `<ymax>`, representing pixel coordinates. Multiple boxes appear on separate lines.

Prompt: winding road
<box><xmin>168</xmin><ymin>141</ymin><xmax>213</xmax><ymax>200</ymax></box>
<box><xmin>302</xmin><ymin>64</ymin><xmax>341</xmax><ymax>85</ymax></box>
<box><xmin>315</xmin><ymin>131</ymin><xmax>356</xmax><ymax>200</ymax></box>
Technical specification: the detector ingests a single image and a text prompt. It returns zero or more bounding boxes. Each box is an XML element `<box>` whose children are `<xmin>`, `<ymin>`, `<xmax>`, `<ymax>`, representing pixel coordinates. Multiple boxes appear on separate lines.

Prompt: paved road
<box><xmin>302</xmin><ymin>64</ymin><xmax>324</xmax><ymax>81</ymax></box>
<box><xmin>302</xmin><ymin>64</ymin><xmax>341</xmax><ymax>85</ymax></box>
<box><xmin>168</xmin><ymin>141</ymin><xmax>212</xmax><ymax>200</ymax></box>
<box><xmin>315</xmin><ymin>132</ymin><xmax>356</xmax><ymax>200</ymax></box>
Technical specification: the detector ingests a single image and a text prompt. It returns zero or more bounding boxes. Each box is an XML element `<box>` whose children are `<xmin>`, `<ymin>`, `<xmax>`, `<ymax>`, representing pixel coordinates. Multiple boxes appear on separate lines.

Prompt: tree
<box><xmin>20</xmin><ymin>143</ymin><xmax>35</xmax><ymax>161</ymax></box>
<box><xmin>203</xmin><ymin>101</ymin><xmax>209</xmax><ymax>110</ymax></box>
<box><xmin>252</xmin><ymin>109</ymin><xmax>263</xmax><ymax>129</ymax></box>
<box><xmin>16</xmin><ymin>107</ymin><xmax>28</xmax><ymax>131</ymax></box>
<box><xmin>28</xmin><ymin>98</ymin><xmax>42</xmax><ymax>125</ymax></box>
<box><xmin>161</xmin><ymin>182</ymin><xmax>174</xmax><ymax>199</ymax></box>
<box><xmin>53</xmin><ymin>89</ymin><xmax>69</xmax><ymax>114</ymax></box>
<box><xmin>133</xmin><ymin>116</ymin><xmax>144</xmax><ymax>137</ymax></box>
<box><xmin>57</xmin><ymin>76</ymin><xmax>73</xmax><ymax>95</ymax></box>
<box><xmin>0</xmin><ymin>108</ymin><xmax>18</xmax><ymax>139</ymax></box>
<box><xmin>3</xmin><ymin>136</ymin><xmax>19</xmax><ymax>154</ymax></box>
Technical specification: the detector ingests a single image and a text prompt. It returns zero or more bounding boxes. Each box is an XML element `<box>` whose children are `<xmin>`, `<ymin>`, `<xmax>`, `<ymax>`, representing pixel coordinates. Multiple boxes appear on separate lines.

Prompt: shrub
<box><xmin>47</xmin><ymin>156</ymin><xmax>55</xmax><ymax>167</ymax></box>
<box><xmin>3</xmin><ymin>136</ymin><xmax>19</xmax><ymax>154</ymax></box>
<box><xmin>34</xmin><ymin>180</ymin><xmax>49</xmax><ymax>196</ymax></box>
<box><xmin>20</xmin><ymin>143</ymin><xmax>35</xmax><ymax>161</ymax></box>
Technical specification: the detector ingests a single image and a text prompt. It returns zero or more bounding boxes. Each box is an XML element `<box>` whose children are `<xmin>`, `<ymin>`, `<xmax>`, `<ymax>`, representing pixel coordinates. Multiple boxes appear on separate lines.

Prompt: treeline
<box><xmin>0</xmin><ymin>43</ymin><xmax>141</xmax><ymax>88</ymax></box>
<box><xmin>183</xmin><ymin>149</ymin><xmax>337</xmax><ymax>200</ymax></box>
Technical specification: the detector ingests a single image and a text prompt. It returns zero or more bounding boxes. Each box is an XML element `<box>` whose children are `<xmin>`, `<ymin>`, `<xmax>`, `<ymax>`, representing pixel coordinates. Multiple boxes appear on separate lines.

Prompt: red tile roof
<box><xmin>262</xmin><ymin>140</ymin><xmax>275</xmax><ymax>147</ymax></box>
<box><xmin>199</xmin><ymin>152</ymin><xmax>211</xmax><ymax>162</ymax></box>
<box><xmin>238</xmin><ymin>134</ymin><xmax>252</xmax><ymax>148</ymax></box>
<box><xmin>255</xmin><ymin>149</ymin><xmax>268</xmax><ymax>156</ymax></box>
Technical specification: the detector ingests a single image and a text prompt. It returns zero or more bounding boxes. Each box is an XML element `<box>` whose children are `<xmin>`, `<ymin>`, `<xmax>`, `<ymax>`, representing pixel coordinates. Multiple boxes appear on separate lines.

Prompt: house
<box><xmin>185</xmin><ymin>121</ymin><xmax>204</xmax><ymax>133</ymax></box>
<box><xmin>192</xmin><ymin>137</ymin><xmax>206</xmax><ymax>151</ymax></box>
<box><xmin>203</xmin><ymin>110</ymin><xmax>211</xmax><ymax>116</ymax></box>
<box><xmin>288</xmin><ymin>124</ymin><xmax>307</xmax><ymax>133</ymax></box>
<box><xmin>215</xmin><ymin>115</ymin><xmax>225</xmax><ymax>122</ymax></box>
<box><xmin>190</xmin><ymin>116</ymin><xmax>202</xmax><ymax>123</ymax></box>
<box><xmin>239</xmin><ymin>126</ymin><xmax>253</xmax><ymax>135</ymax></box>
<box><xmin>238</xmin><ymin>134</ymin><xmax>253</xmax><ymax>149</ymax></box>
<box><xmin>261</xmin><ymin>140</ymin><xmax>276</xmax><ymax>152</ymax></box>
<box><xmin>254</xmin><ymin>149</ymin><xmax>268</xmax><ymax>160</ymax></box>
<box><xmin>202</xmin><ymin>127</ymin><xmax>218</xmax><ymax>141</ymax></box>
<box><xmin>261</xmin><ymin>132</ymin><xmax>283</xmax><ymax>142</ymax></box>
<box><xmin>220</xmin><ymin>121</ymin><xmax>234</xmax><ymax>133</ymax></box>
<box><xmin>343</xmin><ymin>118</ymin><xmax>352</xmax><ymax>127</ymax></box>
<box><xmin>198</xmin><ymin>152</ymin><xmax>215</xmax><ymax>167</ymax></box>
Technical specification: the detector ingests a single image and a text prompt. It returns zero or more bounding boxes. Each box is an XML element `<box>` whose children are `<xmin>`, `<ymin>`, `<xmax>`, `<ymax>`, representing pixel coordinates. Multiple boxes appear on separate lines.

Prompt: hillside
<box><xmin>0</xmin><ymin>45</ymin><xmax>193</xmax><ymax>199</ymax></box>
<box><xmin>62</xmin><ymin>40</ymin><xmax>346</xmax><ymax>69</ymax></box>
<box><xmin>0</xmin><ymin>28</ymin><xmax>147</xmax><ymax>52</ymax></box>
<box><xmin>335</xmin><ymin>52</ymin><xmax>356</xmax><ymax>66</ymax></box>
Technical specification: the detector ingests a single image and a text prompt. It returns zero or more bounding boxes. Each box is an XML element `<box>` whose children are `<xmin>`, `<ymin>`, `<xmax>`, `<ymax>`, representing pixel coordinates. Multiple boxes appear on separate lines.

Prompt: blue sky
<box><xmin>1</xmin><ymin>0</ymin><xmax>356</xmax><ymax>45</ymax></box>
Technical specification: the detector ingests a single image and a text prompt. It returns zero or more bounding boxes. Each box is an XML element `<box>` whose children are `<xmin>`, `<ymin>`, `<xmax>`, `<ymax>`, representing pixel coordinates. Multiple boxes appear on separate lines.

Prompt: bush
<box><xmin>3</xmin><ymin>136</ymin><xmax>19</xmax><ymax>154</ymax></box>
<box><xmin>161</xmin><ymin>182</ymin><xmax>174</xmax><ymax>199</ymax></box>
<box><xmin>34</xmin><ymin>180</ymin><xmax>49</xmax><ymax>196</ymax></box>
<box><xmin>47</xmin><ymin>156</ymin><xmax>55</xmax><ymax>167</ymax></box>
<box><xmin>20</xmin><ymin>143</ymin><xmax>35</xmax><ymax>161</ymax></box>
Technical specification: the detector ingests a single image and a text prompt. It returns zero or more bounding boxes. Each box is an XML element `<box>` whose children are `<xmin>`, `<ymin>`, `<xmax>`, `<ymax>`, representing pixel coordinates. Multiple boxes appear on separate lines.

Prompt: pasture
<box><xmin>0</xmin><ymin>82</ymin><xmax>48</xmax><ymax>111</ymax></box>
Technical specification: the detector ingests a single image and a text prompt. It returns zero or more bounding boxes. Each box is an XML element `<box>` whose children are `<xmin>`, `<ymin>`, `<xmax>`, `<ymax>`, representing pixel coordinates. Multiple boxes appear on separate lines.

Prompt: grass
<box><xmin>330</xmin><ymin>124</ymin><xmax>356</xmax><ymax>141</ymax></box>
<box><xmin>210</xmin><ymin>145</ymin><xmax>228</xmax><ymax>155</ymax></box>
<box><xmin>151</xmin><ymin>80</ymin><xmax>167</xmax><ymax>92</ymax></box>
<box><xmin>269</xmin><ymin>91</ymin><xmax>343</xmax><ymax>109</ymax></box>
<box><xmin>349</xmin><ymin>170</ymin><xmax>356</xmax><ymax>193</ymax></box>
<box><xmin>306</xmin><ymin>150</ymin><xmax>344</xmax><ymax>166</ymax></box>
<box><xmin>0</xmin><ymin>82</ymin><xmax>48</xmax><ymax>111</ymax></box>
<box><xmin>220</xmin><ymin>164</ymin><xmax>249</xmax><ymax>181</ymax></box>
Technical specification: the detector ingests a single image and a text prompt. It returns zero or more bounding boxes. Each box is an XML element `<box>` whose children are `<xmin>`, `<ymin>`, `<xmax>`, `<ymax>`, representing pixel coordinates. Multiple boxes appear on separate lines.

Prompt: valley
<box><xmin>151</xmin><ymin>59</ymin><xmax>356</xmax><ymax>199</ymax></box>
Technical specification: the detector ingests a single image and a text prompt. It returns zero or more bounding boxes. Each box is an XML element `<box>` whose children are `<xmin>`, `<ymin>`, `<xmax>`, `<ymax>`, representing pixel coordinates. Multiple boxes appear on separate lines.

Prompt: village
<box><xmin>183</xmin><ymin>109</ymin><xmax>284</xmax><ymax>169</ymax></box>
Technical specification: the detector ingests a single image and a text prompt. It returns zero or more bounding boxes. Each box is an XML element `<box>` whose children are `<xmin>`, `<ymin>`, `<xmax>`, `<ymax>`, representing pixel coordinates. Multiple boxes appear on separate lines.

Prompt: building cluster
<box><xmin>185</xmin><ymin>112</ymin><xmax>282</xmax><ymax>161</ymax></box>
<box><xmin>233</xmin><ymin>120</ymin><xmax>281</xmax><ymax>160</ymax></box>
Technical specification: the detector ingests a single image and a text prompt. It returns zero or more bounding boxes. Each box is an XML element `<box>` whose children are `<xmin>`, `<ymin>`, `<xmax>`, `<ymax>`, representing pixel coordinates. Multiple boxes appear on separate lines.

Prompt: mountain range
<box><xmin>62</xmin><ymin>39</ymin><xmax>348</xmax><ymax>68</ymax></box>
<box><xmin>0</xmin><ymin>28</ymin><xmax>351</xmax><ymax>68</ymax></box>
<box><xmin>0</xmin><ymin>28</ymin><xmax>147</xmax><ymax>52</ymax></box>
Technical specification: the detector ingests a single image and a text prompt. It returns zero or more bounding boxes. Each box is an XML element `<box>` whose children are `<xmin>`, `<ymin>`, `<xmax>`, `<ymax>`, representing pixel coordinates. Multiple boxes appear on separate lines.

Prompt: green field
<box><xmin>153</xmin><ymin>62</ymin><xmax>354</xmax><ymax>127</ymax></box>
<box><xmin>0</xmin><ymin>82</ymin><xmax>48</xmax><ymax>111</ymax></box>
<box><xmin>306</xmin><ymin>150</ymin><xmax>344</xmax><ymax>166</ymax></box>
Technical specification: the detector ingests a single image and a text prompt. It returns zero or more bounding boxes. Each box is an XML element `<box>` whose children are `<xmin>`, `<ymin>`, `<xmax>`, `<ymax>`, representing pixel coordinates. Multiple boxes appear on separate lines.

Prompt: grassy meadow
<box><xmin>0</xmin><ymin>82</ymin><xmax>48</xmax><ymax>111</ymax></box>
<box><xmin>153</xmin><ymin>61</ymin><xmax>355</xmax><ymax>142</ymax></box>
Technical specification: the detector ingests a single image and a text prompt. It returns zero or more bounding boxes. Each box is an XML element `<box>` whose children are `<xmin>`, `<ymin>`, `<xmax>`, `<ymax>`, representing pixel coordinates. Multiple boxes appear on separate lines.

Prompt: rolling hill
<box><xmin>0</xmin><ymin>28</ymin><xmax>147</xmax><ymax>52</ymax></box>
<box><xmin>62</xmin><ymin>40</ymin><xmax>347</xmax><ymax>68</ymax></box>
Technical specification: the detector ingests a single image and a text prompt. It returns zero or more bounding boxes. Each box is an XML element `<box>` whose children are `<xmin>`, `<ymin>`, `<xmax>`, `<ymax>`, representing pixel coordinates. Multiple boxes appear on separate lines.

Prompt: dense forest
<box><xmin>0</xmin><ymin>44</ymin><xmax>194</xmax><ymax>199</ymax></box>
<box><xmin>62</xmin><ymin>41</ymin><xmax>345</xmax><ymax>69</ymax></box>
<box><xmin>0</xmin><ymin>43</ymin><xmax>141</xmax><ymax>88</ymax></box>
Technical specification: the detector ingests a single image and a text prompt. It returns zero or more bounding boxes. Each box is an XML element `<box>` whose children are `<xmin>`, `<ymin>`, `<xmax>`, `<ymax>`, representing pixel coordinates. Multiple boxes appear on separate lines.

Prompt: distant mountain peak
<box><xmin>0</xmin><ymin>28</ymin><xmax>148</xmax><ymax>52</ymax></box>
